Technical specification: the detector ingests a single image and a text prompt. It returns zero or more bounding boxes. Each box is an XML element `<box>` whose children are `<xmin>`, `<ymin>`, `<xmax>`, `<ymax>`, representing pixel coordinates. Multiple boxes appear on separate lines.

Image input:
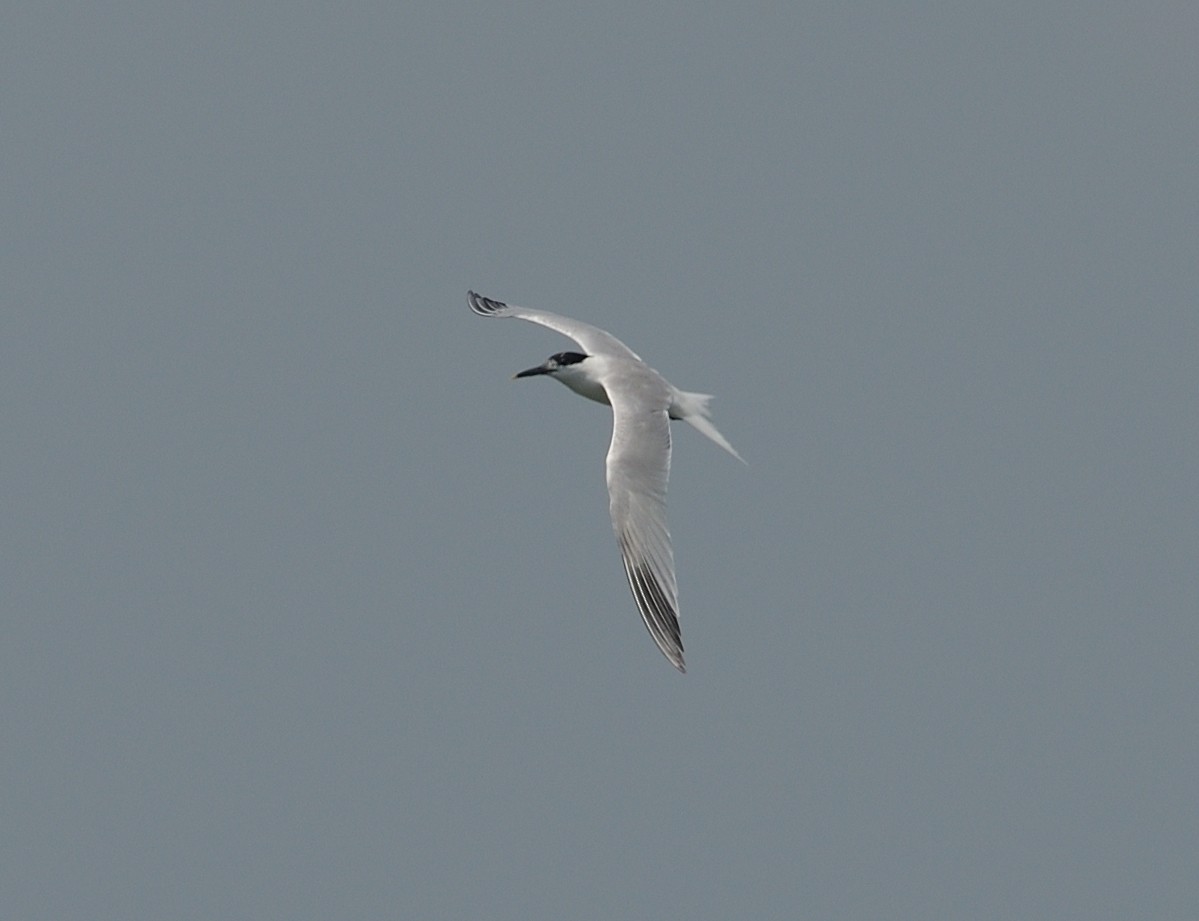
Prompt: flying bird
<box><xmin>468</xmin><ymin>291</ymin><xmax>743</xmax><ymax>672</ymax></box>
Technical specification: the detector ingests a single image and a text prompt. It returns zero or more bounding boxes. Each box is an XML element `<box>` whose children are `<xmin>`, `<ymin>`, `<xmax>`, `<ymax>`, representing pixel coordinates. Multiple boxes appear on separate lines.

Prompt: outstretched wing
<box><xmin>468</xmin><ymin>291</ymin><xmax>642</xmax><ymax>361</ymax></box>
<box><xmin>604</xmin><ymin>378</ymin><xmax>684</xmax><ymax>672</ymax></box>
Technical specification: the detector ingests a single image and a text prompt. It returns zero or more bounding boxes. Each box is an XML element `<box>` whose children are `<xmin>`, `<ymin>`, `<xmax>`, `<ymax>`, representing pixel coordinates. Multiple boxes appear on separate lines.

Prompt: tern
<box><xmin>468</xmin><ymin>291</ymin><xmax>743</xmax><ymax>672</ymax></box>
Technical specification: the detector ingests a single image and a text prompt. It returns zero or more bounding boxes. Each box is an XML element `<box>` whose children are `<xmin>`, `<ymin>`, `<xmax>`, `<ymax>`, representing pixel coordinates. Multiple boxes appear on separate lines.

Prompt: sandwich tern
<box><xmin>468</xmin><ymin>291</ymin><xmax>743</xmax><ymax>672</ymax></box>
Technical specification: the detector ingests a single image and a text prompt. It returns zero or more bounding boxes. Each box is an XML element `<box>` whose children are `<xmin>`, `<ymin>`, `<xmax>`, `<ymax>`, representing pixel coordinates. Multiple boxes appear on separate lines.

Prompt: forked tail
<box><xmin>670</xmin><ymin>390</ymin><xmax>746</xmax><ymax>464</ymax></box>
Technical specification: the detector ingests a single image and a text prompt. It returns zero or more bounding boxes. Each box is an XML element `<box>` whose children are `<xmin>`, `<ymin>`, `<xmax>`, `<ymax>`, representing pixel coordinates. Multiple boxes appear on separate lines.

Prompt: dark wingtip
<box><xmin>619</xmin><ymin>541</ymin><xmax>686</xmax><ymax>673</ymax></box>
<box><xmin>467</xmin><ymin>291</ymin><xmax>508</xmax><ymax>317</ymax></box>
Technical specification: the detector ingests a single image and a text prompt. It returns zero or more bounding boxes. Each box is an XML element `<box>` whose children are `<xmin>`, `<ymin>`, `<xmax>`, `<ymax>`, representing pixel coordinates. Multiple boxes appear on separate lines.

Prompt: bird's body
<box><xmin>468</xmin><ymin>291</ymin><xmax>742</xmax><ymax>672</ymax></box>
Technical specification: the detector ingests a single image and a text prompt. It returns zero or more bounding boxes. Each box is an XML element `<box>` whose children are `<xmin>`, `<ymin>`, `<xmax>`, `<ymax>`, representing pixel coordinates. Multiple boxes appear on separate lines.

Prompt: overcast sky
<box><xmin>4</xmin><ymin>3</ymin><xmax>1196</xmax><ymax>919</ymax></box>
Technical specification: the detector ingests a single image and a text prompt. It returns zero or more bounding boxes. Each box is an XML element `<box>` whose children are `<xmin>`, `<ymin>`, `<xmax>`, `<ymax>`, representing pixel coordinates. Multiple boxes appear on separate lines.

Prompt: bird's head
<box><xmin>513</xmin><ymin>351</ymin><xmax>590</xmax><ymax>380</ymax></box>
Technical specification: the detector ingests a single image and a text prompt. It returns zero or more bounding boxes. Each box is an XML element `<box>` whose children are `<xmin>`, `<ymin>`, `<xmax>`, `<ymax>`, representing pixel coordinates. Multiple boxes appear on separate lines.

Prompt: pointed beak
<box><xmin>513</xmin><ymin>363</ymin><xmax>551</xmax><ymax>379</ymax></box>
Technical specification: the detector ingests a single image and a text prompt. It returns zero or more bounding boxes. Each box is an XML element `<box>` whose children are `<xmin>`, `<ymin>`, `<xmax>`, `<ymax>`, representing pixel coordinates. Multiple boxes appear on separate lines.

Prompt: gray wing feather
<box><xmin>468</xmin><ymin>291</ymin><xmax>642</xmax><ymax>361</ymax></box>
<box><xmin>605</xmin><ymin>379</ymin><xmax>684</xmax><ymax>671</ymax></box>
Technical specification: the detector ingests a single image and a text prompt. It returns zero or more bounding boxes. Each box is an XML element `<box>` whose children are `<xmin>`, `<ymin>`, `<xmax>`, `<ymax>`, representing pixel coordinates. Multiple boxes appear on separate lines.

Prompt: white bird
<box><xmin>468</xmin><ymin>291</ymin><xmax>743</xmax><ymax>672</ymax></box>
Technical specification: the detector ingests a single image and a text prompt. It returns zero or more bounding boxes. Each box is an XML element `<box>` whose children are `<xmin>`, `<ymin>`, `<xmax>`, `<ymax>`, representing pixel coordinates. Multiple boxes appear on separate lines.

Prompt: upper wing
<box><xmin>604</xmin><ymin>378</ymin><xmax>684</xmax><ymax>672</ymax></box>
<box><xmin>468</xmin><ymin>291</ymin><xmax>642</xmax><ymax>361</ymax></box>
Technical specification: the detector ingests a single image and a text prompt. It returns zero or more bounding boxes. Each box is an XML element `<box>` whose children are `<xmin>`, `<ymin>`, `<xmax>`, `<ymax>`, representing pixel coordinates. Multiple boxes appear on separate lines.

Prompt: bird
<box><xmin>467</xmin><ymin>291</ymin><xmax>743</xmax><ymax>672</ymax></box>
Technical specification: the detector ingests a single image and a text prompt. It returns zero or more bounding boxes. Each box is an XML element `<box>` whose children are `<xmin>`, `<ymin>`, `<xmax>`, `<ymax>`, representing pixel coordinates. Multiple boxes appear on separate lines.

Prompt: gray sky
<box><xmin>4</xmin><ymin>3</ymin><xmax>1196</xmax><ymax>919</ymax></box>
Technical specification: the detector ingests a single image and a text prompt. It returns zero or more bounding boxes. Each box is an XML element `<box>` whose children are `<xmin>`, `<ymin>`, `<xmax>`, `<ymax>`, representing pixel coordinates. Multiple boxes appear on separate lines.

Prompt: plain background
<box><xmin>4</xmin><ymin>3</ymin><xmax>1196</xmax><ymax>919</ymax></box>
